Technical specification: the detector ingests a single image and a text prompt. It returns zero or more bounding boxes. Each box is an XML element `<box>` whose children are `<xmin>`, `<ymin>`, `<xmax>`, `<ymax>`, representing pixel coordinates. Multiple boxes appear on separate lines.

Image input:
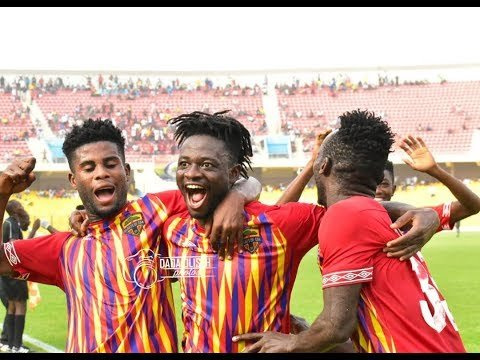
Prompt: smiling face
<box><xmin>68</xmin><ymin>141</ymin><xmax>130</xmax><ymax>222</ymax></box>
<box><xmin>375</xmin><ymin>169</ymin><xmax>396</xmax><ymax>201</ymax></box>
<box><xmin>176</xmin><ymin>135</ymin><xmax>240</xmax><ymax>222</ymax></box>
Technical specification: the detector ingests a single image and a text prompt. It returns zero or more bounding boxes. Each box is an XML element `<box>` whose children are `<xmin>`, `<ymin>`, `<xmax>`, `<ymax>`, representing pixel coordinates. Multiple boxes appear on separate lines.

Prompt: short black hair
<box><xmin>168</xmin><ymin>110</ymin><xmax>253</xmax><ymax>178</ymax></box>
<box><xmin>5</xmin><ymin>200</ymin><xmax>21</xmax><ymax>216</ymax></box>
<box><xmin>62</xmin><ymin>118</ymin><xmax>126</xmax><ymax>169</ymax></box>
<box><xmin>384</xmin><ymin>160</ymin><xmax>394</xmax><ymax>180</ymax></box>
<box><xmin>323</xmin><ymin>109</ymin><xmax>395</xmax><ymax>189</ymax></box>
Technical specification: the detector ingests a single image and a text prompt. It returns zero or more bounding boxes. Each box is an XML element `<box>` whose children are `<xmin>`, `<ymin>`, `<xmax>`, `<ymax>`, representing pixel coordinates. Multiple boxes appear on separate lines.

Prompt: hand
<box><xmin>290</xmin><ymin>314</ymin><xmax>309</xmax><ymax>334</ymax></box>
<box><xmin>400</xmin><ymin>135</ymin><xmax>437</xmax><ymax>173</ymax></box>
<box><xmin>69</xmin><ymin>209</ymin><xmax>89</xmax><ymax>237</ymax></box>
<box><xmin>232</xmin><ymin>331</ymin><xmax>297</xmax><ymax>353</ymax></box>
<box><xmin>0</xmin><ymin>157</ymin><xmax>36</xmax><ymax>196</ymax></box>
<box><xmin>384</xmin><ymin>208</ymin><xmax>440</xmax><ymax>260</ymax></box>
<box><xmin>31</xmin><ymin>218</ymin><xmax>41</xmax><ymax>233</ymax></box>
<box><xmin>205</xmin><ymin>191</ymin><xmax>245</xmax><ymax>260</ymax></box>
<box><xmin>311</xmin><ymin>129</ymin><xmax>332</xmax><ymax>162</ymax></box>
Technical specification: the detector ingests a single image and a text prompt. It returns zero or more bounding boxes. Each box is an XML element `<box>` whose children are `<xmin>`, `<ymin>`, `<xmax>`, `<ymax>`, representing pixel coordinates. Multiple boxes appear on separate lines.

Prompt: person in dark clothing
<box><xmin>0</xmin><ymin>200</ymin><xmax>38</xmax><ymax>353</ymax></box>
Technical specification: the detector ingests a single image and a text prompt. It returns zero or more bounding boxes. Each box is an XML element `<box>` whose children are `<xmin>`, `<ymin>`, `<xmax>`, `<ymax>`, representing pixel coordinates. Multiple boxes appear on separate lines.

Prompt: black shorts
<box><xmin>1</xmin><ymin>277</ymin><xmax>28</xmax><ymax>301</ymax></box>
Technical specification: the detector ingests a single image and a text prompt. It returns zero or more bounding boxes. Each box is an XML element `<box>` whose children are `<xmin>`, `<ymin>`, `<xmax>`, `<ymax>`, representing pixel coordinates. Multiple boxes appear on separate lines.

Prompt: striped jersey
<box><xmin>163</xmin><ymin>201</ymin><xmax>325</xmax><ymax>353</ymax></box>
<box><xmin>318</xmin><ymin>196</ymin><xmax>465</xmax><ymax>353</ymax></box>
<box><xmin>3</xmin><ymin>190</ymin><xmax>185</xmax><ymax>353</ymax></box>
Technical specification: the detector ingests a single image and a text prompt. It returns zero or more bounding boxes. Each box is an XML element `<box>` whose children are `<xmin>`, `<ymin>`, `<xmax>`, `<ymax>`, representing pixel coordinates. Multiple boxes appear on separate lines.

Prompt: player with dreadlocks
<box><xmin>162</xmin><ymin>110</ymin><xmax>440</xmax><ymax>353</ymax></box>
<box><xmin>162</xmin><ymin>110</ymin><xmax>327</xmax><ymax>352</ymax></box>
<box><xmin>235</xmin><ymin>110</ymin><xmax>466</xmax><ymax>353</ymax></box>
<box><xmin>0</xmin><ymin>118</ymin><xmax>261</xmax><ymax>353</ymax></box>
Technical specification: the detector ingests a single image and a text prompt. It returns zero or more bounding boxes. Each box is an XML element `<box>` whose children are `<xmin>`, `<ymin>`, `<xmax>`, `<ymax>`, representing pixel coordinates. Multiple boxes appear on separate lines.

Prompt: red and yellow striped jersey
<box><xmin>4</xmin><ymin>190</ymin><xmax>185</xmax><ymax>353</ymax></box>
<box><xmin>163</xmin><ymin>201</ymin><xmax>325</xmax><ymax>353</ymax></box>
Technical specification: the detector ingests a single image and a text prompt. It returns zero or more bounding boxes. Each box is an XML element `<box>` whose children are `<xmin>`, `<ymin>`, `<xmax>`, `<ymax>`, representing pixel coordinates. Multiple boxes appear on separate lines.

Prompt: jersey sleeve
<box><xmin>319</xmin><ymin>205</ymin><xmax>386</xmax><ymax>289</ymax></box>
<box><xmin>3</xmin><ymin>232</ymin><xmax>70</xmax><ymax>289</ymax></box>
<box><xmin>268</xmin><ymin>202</ymin><xmax>326</xmax><ymax>256</ymax></box>
<box><xmin>430</xmin><ymin>203</ymin><xmax>454</xmax><ymax>231</ymax></box>
<box><xmin>151</xmin><ymin>190</ymin><xmax>187</xmax><ymax>216</ymax></box>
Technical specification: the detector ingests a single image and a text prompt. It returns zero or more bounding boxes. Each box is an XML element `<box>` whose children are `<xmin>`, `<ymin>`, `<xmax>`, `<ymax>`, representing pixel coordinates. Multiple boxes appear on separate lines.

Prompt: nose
<box><xmin>184</xmin><ymin>163</ymin><xmax>202</xmax><ymax>180</ymax></box>
<box><xmin>93</xmin><ymin>164</ymin><xmax>111</xmax><ymax>180</ymax></box>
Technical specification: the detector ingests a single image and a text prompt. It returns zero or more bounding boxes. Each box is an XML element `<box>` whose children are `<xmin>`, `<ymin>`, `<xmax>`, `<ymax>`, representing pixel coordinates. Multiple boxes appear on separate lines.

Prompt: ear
<box><xmin>68</xmin><ymin>172</ymin><xmax>77</xmax><ymax>189</ymax></box>
<box><xmin>318</xmin><ymin>157</ymin><xmax>332</xmax><ymax>176</ymax></box>
<box><xmin>125</xmin><ymin>163</ymin><xmax>131</xmax><ymax>183</ymax></box>
<box><xmin>229</xmin><ymin>164</ymin><xmax>241</xmax><ymax>186</ymax></box>
<box><xmin>392</xmin><ymin>184</ymin><xmax>397</xmax><ymax>196</ymax></box>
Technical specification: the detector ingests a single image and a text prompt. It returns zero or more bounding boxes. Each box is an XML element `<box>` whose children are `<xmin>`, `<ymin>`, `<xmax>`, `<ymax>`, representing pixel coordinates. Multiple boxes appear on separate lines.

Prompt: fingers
<box><xmin>402</xmin><ymin>157</ymin><xmax>414</xmax><ymax>168</ymax></box>
<box><xmin>237</xmin><ymin>227</ymin><xmax>244</xmax><ymax>254</ymax></box>
<box><xmin>416</xmin><ymin>136</ymin><xmax>427</xmax><ymax>148</ymax></box>
<box><xmin>226</xmin><ymin>235</ymin><xmax>235</xmax><ymax>260</ymax></box>
<box><xmin>218</xmin><ymin>238</ymin><xmax>226</xmax><ymax>261</ymax></box>
<box><xmin>21</xmin><ymin>157</ymin><xmax>36</xmax><ymax>174</ymax></box>
<box><xmin>233</xmin><ymin>333</ymin><xmax>264</xmax><ymax>342</ymax></box>
<box><xmin>80</xmin><ymin>218</ymin><xmax>89</xmax><ymax>237</ymax></box>
<box><xmin>390</xmin><ymin>211</ymin><xmax>413</xmax><ymax>230</ymax></box>
<box><xmin>385</xmin><ymin>245</ymin><xmax>420</xmax><ymax>261</ymax></box>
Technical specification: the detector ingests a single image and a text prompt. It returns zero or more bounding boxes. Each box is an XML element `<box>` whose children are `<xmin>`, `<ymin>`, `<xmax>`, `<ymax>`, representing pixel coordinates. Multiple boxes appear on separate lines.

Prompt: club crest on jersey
<box><xmin>122</xmin><ymin>213</ymin><xmax>145</xmax><ymax>236</ymax></box>
<box><xmin>242</xmin><ymin>227</ymin><xmax>262</xmax><ymax>254</ymax></box>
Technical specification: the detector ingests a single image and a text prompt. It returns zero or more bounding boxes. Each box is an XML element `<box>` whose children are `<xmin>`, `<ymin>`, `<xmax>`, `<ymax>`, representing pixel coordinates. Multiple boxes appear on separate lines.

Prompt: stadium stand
<box><xmin>0</xmin><ymin>92</ymin><xmax>34</xmax><ymax>161</ymax></box>
<box><xmin>277</xmin><ymin>81</ymin><xmax>480</xmax><ymax>154</ymax></box>
<box><xmin>34</xmin><ymin>83</ymin><xmax>267</xmax><ymax>162</ymax></box>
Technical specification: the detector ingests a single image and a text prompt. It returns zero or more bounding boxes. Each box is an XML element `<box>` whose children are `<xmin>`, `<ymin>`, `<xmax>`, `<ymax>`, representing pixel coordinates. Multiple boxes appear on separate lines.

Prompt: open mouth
<box><xmin>94</xmin><ymin>186</ymin><xmax>116</xmax><ymax>205</ymax></box>
<box><xmin>184</xmin><ymin>184</ymin><xmax>207</xmax><ymax>210</ymax></box>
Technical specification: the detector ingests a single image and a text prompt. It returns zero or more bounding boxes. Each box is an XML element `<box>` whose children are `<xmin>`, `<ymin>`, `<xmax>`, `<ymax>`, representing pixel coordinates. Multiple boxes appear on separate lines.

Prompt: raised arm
<box><xmin>400</xmin><ymin>135</ymin><xmax>480</xmax><ymax>223</ymax></box>
<box><xmin>0</xmin><ymin>157</ymin><xmax>37</xmax><ymax>275</ymax></box>
<box><xmin>276</xmin><ymin>130</ymin><xmax>331</xmax><ymax>205</ymax></box>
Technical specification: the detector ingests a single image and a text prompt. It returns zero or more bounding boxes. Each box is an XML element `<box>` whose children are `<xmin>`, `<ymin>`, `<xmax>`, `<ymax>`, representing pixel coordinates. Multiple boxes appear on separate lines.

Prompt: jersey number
<box><xmin>410</xmin><ymin>253</ymin><xmax>458</xmax><ymax>333</ymax></box>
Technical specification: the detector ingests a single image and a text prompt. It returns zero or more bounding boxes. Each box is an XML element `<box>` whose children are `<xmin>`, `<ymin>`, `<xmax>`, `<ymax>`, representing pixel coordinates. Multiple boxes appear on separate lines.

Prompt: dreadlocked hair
<box><xmin>168</xmin><ymin>110</ymin><xmax>253</xmax><ymax>178</ymax></box>
<box><xmin>323</xmin><ymin>109</ymin><xmax>395</xmax><ymax>188</ymax></box>
<box><xmin>62</xmin><ymin>118</ymin><xmax>126</xmax><ymax>170</ymax></box>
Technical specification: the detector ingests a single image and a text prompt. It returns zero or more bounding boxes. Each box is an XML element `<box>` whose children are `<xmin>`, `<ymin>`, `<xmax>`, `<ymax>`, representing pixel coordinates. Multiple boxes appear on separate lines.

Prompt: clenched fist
<box><xmin>0</xmin><ymin>157</ymin><xmax>37</xmax><ymax>196</ymax></box>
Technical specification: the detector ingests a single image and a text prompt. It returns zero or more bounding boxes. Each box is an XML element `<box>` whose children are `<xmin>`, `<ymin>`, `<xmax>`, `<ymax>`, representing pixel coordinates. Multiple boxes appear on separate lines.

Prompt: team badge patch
<box><xmin>242</xmin><ymin>227</ymin><xmax>262</xmax><ymax>254</ymax></box>
<box><xmin>122</xmin><ymin>213</ymin><xmax>145</xmax><ymax>236</ymax></box>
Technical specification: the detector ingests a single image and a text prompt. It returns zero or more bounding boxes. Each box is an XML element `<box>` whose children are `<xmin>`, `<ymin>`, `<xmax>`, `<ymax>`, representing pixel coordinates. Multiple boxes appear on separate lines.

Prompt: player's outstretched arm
<box><xmin>233</xmin><ymin>284</ymin><xmax>361</xmax><ymax>352</ymax></box>
<box><xmin>206</xmin><ymin>176</ymin><xmax>262</xmax><ymax>260</ymax></box>
<box><xmin>276</xmin><ymin>129</ymin><xmax>331</xmax><ymax>205</ymax></box>
<box><xmin>0</xmin><ymin>157</ymin><xmax>37</xmax><ymax>275</ymax></box>
<box><xmin>400</xmin><ymin>135</ymin><xmax>480</xmax><ymax>223</ymax></box>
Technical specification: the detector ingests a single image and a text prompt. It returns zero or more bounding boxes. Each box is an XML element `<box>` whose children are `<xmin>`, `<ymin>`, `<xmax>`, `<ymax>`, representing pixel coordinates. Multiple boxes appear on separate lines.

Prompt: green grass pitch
<box><xmin>1</xmin><ymin>231</ymin><xmax>478</xmax><ymax>352</ymax></box>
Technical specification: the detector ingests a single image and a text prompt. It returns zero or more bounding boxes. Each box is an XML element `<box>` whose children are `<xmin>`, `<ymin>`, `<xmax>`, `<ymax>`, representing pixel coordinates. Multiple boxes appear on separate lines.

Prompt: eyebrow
<box><xmin>78</xmin><ymin>156</ymin><xmax>120</xmax><ymax>168</ymax></box>
<box><xmin>179</xmin><ymin>155</ymin><xmax>219</xmax><ymax>162</ymax></box>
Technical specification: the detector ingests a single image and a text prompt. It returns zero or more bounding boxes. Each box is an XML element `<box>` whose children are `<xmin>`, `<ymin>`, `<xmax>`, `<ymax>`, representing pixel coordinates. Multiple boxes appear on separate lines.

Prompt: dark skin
<box><xmin>378</xmin><ymin>135</ymin><xmax>480</xmax><ymax>259</ymax></box>
<box><xmin>375</xmin><ymin>169</ymin><xmax>396</xmax><ymax>201</ymax></box>
<box><xmin>0</xmin><ymin>157</ymin><xmax>37</xmax><ymax>276</ymax></box>
<box><xmin>176</xmin><ymin>135</ymin><xmax>241</xmax><ymax>259</ymax></box>
<box><xmin>233</xmin><ymin>132</ymin><xmax>441</xmax><ymax>352</ymax></box>
<box><xmin>277</xmin><ymin>131</ymin><xmax>441</xmax><ymax>262</ymax></box>
<box><xmin>68</xmin><ymin>140</ymin><xmax>260</xmax><ymax>260</ymax></box>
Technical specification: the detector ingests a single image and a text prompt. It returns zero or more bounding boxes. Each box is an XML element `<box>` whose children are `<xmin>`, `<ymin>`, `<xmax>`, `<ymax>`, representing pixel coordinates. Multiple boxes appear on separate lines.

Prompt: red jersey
<box><xmin>432</xmin><ymin>202</ymin><xmax>455</xmax><ymax>231</ymax></box>
<box><xmin>318</xmin><ymin>196</ymin><xmax>465</xmax><ymax>353</ymax></box>
<box><xmin>3</xmin><ymin>191</ymin><xmax>185</xmax><ymax>353</ymax></box>
<box><xmin>163</xmin><ymin>201</ymin><xmax>325</xmax><ymax>352</ymax></box>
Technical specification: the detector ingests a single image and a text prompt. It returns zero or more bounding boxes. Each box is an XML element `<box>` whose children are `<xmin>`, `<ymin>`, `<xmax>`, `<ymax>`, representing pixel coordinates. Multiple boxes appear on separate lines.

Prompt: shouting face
<box><xmin>68</xmin><ymin>141</ymin><xmax>130</xmax><ymax>222</ymax></box>
<box><xmin>176</xmin><ymin>135</ymin><xmax>240</xmax><ymax>222</ymax></box>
